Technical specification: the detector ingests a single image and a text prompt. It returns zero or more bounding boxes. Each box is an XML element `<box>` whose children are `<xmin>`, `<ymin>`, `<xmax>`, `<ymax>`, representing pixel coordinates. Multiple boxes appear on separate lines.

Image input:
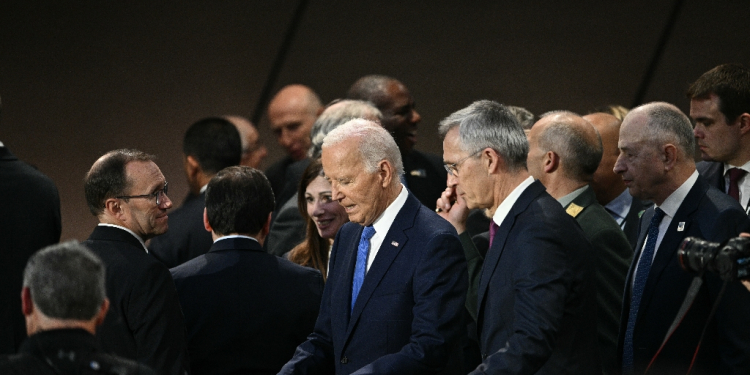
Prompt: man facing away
<box><xmin>614</xmin><ymin>102</ymin><xmax>750</xmax><ymax>374</ymax></box>
<box><xmin>148</xmin><ymin>117</ymin><xmax>242</xmax><ymax>268</ymax></box>
<box><xmin>527</xmin><ymin>111</ymin><xmax>632</xmax><ymax>374</ymax></box>
<box><xmin>278</xmin><ymin>119</ymin><xmax>468</xmax><ymax>374</ymax></box>
<box><xmin>0</xmin><ymin>240</ymin><xmax>155</xmax><ymax>374</ymax></box>
<box><xmin>171</xmin><ymin>166</ymin><xmax>323</xmax><ymax>375</ymax></box>
<box><xmin>436</xmin><ymin>100</ymin><xmax>599</xmax><ymax>374</ymax></box>
<box><xmin>82</xmin><ymin>149</ymin><xmax>190</xmax><ymax>375</ymax></box>
<box><xmin>688</xmin><ymin>64</ymin><xmax>750</xmax><ymax>214</ymax></box>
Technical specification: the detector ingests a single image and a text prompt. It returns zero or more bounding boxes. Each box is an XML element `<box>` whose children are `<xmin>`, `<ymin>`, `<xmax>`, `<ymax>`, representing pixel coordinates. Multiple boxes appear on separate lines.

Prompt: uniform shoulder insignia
<box><xmin>409</xmin><ymin>169</ymin><xmax>426</xmax><ymax>177</ymax></box>
<box><xmin>566</xmin><ymin>203</ymin><xmax>584</xmax><ymax>218</ymax></box>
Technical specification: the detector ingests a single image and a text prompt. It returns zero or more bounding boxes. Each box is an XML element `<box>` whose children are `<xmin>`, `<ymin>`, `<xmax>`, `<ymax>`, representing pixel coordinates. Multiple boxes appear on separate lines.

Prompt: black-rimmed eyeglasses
<box><xmin>116</xmin><ymin>182</ymin><xmax>169</xmax><ymax>206</ymax></box>
<box><xmin>444</xmin><ymin>150</ymin><xmax>482</xmax><ymax>177</ymax></box>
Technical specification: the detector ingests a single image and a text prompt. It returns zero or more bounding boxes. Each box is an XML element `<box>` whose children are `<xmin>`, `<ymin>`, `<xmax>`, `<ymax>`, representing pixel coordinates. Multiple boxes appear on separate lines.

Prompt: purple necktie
<box><xmin>727</xmin><ymin>168</ymin><xmax>746</xmax><ymax>202</ymax></box>
<box><xmin>488</xmin><ymin>221</ymin><xmax>499</xmax><ymax>249</ymax></box>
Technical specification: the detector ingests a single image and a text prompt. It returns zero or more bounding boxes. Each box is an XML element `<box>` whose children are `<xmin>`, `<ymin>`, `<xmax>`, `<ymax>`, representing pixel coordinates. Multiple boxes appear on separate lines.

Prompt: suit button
<box><xmin>341</xmin><ymin>356</ymin><xmax>348</xmax><ymax>364</ymax></box>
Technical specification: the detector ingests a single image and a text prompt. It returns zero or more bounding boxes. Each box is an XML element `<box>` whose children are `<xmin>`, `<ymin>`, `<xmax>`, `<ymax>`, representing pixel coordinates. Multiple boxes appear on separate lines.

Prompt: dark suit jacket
<box><xmin>148</xmin><ymin>192</ymin><xmax>213</xmax><ymax>268</ymax></box>
<box><xmin>171</xmin><ymin>237</ymin><xmax>323</xmax><ymax>375</ymax></box>
<box><xmin>696</xmin><ymin>160</ymin><xmax>724</xmax><ymax>192</ymax></box>
<box><xmin>0</xmin><ymin>146</ymin><xmax>61</xmax><ymax>355</ymax></box>
<box><xmin>266</xmin><ymin>155</ymin><xmax>295</xmax><ymax>206</ymax></box>
<box><xmin>83</xmin><ymin>226</ymin><xmax>190</xmax><ymax>375</ymax></box>
<box><xmin>267</xmin><ymin>193</ymin><xmax>306</xmax><ymax>257</ymax></box>
<box><xmin>278</xmin><ymin>192</ymin><xmax>468</xmax><ymax>375</ymax></box>
<box><xmin>403</xmin><ymin>149</ymin><xmax>448</xmax><ymax>208</ymax></box>
<box><xmin>472</xmin><ymin>180</ymin><xmax>599</xmax><ymax>374</ymax></box>
<box><xmin>617</xmin><ymin>176</ymin><xmax>750</xmax><ymax>374</ymax></box>
<box><xmin>563</xmin><ymin>186</ymin><xmax>632</xmax><ymax>374</ymax></box>
<box><xmin>623</xmin><ymin>197</ymin><xmax>652</xmax><ymax>249</ymax></box>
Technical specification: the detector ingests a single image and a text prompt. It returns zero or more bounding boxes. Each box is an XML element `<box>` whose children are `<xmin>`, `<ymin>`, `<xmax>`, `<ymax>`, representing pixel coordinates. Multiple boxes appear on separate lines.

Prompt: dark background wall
<box><xmin>1</xmin><ymin>0</ymin><xmax>748</xmax><ymax>242</ymax></box>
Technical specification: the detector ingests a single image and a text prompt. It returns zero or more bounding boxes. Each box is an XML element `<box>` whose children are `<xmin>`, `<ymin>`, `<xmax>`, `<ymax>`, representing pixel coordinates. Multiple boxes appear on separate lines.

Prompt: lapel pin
<box><xmin>677</xmin><ymin>222</ymin><xmax>685</xmax><ymax>232</ymax></box>
<box><xmin>391</xmin><ymin>241</ymin><xmax>399</xmax><ymax>247</ymax></box>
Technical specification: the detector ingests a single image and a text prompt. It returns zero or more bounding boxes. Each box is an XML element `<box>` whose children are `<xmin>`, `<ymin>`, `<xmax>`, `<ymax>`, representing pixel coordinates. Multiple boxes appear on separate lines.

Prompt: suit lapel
<box><xmin>344</xmin><ymin>194</ymin><xmax>418</xmax><ymax>340</ymax></box>
<box><xmin>637</xmin><ymin>178</ymin><xmax>706</xmax><ymax>317</ymax></box>
<box><xmin>476</xmin><ymin>181</ymin><xmax>545</xmax><ymax>319</ymax></box>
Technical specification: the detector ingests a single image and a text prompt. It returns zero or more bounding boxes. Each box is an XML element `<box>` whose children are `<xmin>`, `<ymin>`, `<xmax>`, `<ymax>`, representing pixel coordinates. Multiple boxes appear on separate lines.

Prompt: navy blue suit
<box><xmin>617</xmin><ymin>175</ymin><xmax>750</xmax><ymax>374</ymax></box>
<box><xmin>171</xmin><ymin>237</ymin><xmax>323</xmax><ymax>375</ymax></box>
<box><xmin>473</xmin><ymin>180</ymin><xmax>599</xmax><ymax>374</ymax></box>
<box><xmin>278</xmin><ymin>192</ymin><xmax>468</xmax><ymax>375</ymax></box>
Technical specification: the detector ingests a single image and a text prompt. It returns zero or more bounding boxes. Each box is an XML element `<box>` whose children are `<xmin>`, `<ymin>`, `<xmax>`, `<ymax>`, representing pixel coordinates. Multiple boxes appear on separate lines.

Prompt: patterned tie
<box><xmin>622</xmin><ymin>207</ymin><xmax>665</xmax><ymax>372</ymax></box>
<box><xmin>727</xmin><ymin>168</ymin><xmax>747</xmax><ymax>202</ymax></box>
<box><xmin>351</xmin><ymin>225</ymin><xmax>376</xmax><ymax>313</ymax></box>
<box><xmin>488</xmin><ymin>221</ymin><xmax>499</xmax><ymax>249</ymax></box>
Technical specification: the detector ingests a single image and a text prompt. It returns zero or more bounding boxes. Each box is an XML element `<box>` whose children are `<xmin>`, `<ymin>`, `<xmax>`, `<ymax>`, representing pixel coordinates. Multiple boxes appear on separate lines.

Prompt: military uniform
<box><xmin>0</xmin><ymin>329</ymin><xmax>155</xmax><ymax>375</ymax></box>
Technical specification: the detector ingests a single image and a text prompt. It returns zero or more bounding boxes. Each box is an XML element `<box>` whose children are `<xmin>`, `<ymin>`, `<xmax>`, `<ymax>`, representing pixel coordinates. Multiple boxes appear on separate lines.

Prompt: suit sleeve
<box><xmin>352</xmin><ymin>232</ymin><xmax>468</xmax><ymax>374</ymax></box>
<box><xmin>128</xmin><ymin>262</ymin><xmax>191</xmax><ymax>375</ymax></box>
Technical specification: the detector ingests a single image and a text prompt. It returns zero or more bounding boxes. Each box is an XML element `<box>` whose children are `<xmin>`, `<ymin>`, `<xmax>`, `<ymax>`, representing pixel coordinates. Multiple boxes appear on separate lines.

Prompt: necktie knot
<box><xmin>652</xmin><ymin>207</ymin><xmax>665</xmax><ymax>224</ymax></box>
<box><xmin>728</xmin><ymin>167</ymin><xmax>747</xmax><ymax>182</ymax></box>
<box><xmin>362</xmin><ymin>225</ymin><xmax>376</xmax><ymax>241</ymax></box>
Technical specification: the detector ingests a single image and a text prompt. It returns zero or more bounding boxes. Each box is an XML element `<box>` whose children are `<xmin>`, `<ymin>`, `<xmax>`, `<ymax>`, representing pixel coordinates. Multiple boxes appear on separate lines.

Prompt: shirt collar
<box><xmin>200</xmin><ymin>184</ymin><xmax>208</xmax><ymax>194</ymax></box>
<box><xmin>97</xmin><ymin>223</ymin><xmax>149</xmax><ymax>253</ymax></box>
<box><xmin>214</xmin><ymin>234</ymin><xmax>259</xmax><ymax>244</ymax></box>
<box><xmin>605</xmin><ymin>188</ymin><xmax>631</xmax><ymax>220</ymax></box>
<box><xmin>372</xmin><ymin>184</ymin><xmax>409</xmax><ymax>235</ymax></box>
<box><xmin>557</xmin><ymin>185</ymin><xmax>589</xmax><ymax>208</ymax></box>
<box><xmin>493</xmin><ymin>176</ymin><xmax>535</xmax><ymax>226</ymax></box>
<box><xmin>723</xmin><ymin>160</ymin><xmax>750</xmax><ymax>175</ymax></box>
<box><xmin>656</xmin><ymin>170</ymin><xmax>699</xmax><ymax>218</ymax></box>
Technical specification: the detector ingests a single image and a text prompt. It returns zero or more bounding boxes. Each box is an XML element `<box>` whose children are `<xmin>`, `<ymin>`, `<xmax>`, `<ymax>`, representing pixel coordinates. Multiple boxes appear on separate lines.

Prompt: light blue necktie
<box><xmin>351</xmin><ymin>225</ymin><xmax>376</xmax><ymax>313</ymax></box>
<box><xmin>622</xmin><ymin>207</ymin><xmax>665</xmax><ymax>372</ymax></box>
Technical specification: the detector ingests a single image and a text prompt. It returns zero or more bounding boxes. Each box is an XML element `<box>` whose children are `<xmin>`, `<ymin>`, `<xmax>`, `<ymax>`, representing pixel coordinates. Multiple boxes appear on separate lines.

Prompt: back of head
<box><xmin>636</xmin><ymin>102</ymin><xmax>696</xmax><ymax>158</ymax></box>
<box><xmin>205</xmin><ymin>166</ymin><xmax>275</xmax><ymax>236</ymax></box>
<box><xmin>536</xmin><ymin>113</ymin><xmax>602</xmax><ymax>182</ymax></box>
<box><xmin>183</xmin><ymin>117</ymin><xmax>242</xmax><ymax>175</ymax></box>
<box><xmin>346</xmin><ymin>75</ymin><xmax>396</xmax><ymax>109</ymax></box>
<box><xmin>591</xmin><ymin>104</ymin><xmax>630</xmax><ymax>121</ymax></box>
<box><xmin>438</xmin><ymin>100</ymin><xmax>528</xmax><ymax>172</ymax></box>
<box><xmin>688</xmin><ymin>63</ymin><xmax>750</xmax><ymax>123</ymax></box>
<box><xmin>23</xmin><ymin>241</ymin><xmax>106</xmax><ymax>321</ymax></box>
<box><xmin>322</xmin><ymin>118</ymin><xmax>404</xmax><ymax>177</ymax></box>
<box><xmin>84</xmin><ymin>149</ymin><xmax>154</xmax><ymax>216</ymax></box>
<box><xmin>309</xmin><ymin>100</ymin><xmax>383</xmax><ymax>158</ymax></box>
<box><xmin>507</xmin><ymin>105</ymin><xmax>536</xmax><ymax>130</ymax></box>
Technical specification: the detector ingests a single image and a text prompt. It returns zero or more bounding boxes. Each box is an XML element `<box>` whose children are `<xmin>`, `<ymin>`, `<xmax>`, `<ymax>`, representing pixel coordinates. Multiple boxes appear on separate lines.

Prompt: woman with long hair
<box><xmin>287</xmin><ymin>159</ymin><xmax>348</xmax><ymax>281</ymax></box>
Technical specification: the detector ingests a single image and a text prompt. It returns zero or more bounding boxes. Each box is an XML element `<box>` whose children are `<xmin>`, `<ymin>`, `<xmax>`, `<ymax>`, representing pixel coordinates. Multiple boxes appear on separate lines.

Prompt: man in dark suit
<box><xmin>267</xmin><ymin>99</ymin><xmax>383</xmax><ymax>256</ymax></box>
<box><xmin>82</xmin><ymin>149</ymin><xmax>190</xmax><ymax>375</ymax></box>
<box><xmin>586</xmin><ymin>111</ymin><xmax>652</xmax><ymax>247</ymax></box>
<box><xmin>265</xmin><ymin>84</ymin><xmax>323</xmax><ymax>201</ymax></box>
<box><xmin>278</xmin><ymin>119</ymin><xmax>467</xmax><ymax>374</ymax></box>
<box><xmin>0</xmin><ymin>110</ymin><xmax>61</xmax><ymax>355</ymax></box>
<box><xmin>171</xmin><ymin>166</ymin><xmax>323</xmax><ymax>374</ymax></box>
<box><xmin>688</xmin><ymin>64</ymin><xmax>750</xmax><ymax>214</ymax></box>
<box><xmin>346</xmin><ymin>75</ymin><xmax>448</xmax><ymax>209</ymax></box>
<box><xmin>527</xmin><ymin>111</ymin><xmax>632</xmax><ymax>374</ymax></box>
<box><xmin>0</xmin><ymin>241</ymin><xmax>155</xmax><ymax>375</ymax></box>
<box><xmin>436</xmin><ymin>100</ymin><xmax>599</xmax><ymax>374</ymax></box>
<box><xmin>614</xmin><ymin>102</ymin><xmax>750</xmax><ymax>374</ymax></box>
<box><xmin>148</xmin><ymin>117</ymin><xmax>242</xmax><ymax>268</ymax></box>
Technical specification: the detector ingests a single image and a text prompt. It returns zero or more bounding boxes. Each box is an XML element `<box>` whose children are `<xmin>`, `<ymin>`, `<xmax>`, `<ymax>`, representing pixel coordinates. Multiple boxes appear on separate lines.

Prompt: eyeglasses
<box><xmin>116</xmin><ymin>182</ymin><xmax>169</xmax><ymax>206</ymax></box>
<box><xmin>444</xmin><ymin>150</ymin><xmax>482</xmax><ymax>177</ymax></box>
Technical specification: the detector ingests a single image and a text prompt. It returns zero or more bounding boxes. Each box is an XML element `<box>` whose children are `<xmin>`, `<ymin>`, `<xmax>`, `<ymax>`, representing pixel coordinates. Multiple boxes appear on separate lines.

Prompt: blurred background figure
<box><xmin>225</xmin><ymin>115</ymin><xmax>267</xmax><ymax>169</ymax></box>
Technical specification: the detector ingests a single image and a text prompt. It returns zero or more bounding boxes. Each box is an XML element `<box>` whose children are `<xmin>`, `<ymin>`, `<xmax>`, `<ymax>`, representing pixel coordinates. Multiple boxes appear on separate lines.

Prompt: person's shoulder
<box><xmin>265</xmin><ymin>156</ymin><xmax>294</xmax><ymax>176</ymax></box>
<box><xmin>696</xmin><ymin>160</ymin><xmax>722</xmax><ymax>175</ymax></box>
<box><xmin>0</xmin><ymin>353</ymin><xmax>52</xmax><ymax>374</ymax></box>
<box><xmin>88</xmin><ymin>352</ymin><xmax>157</xmax><ymax>375</ymax></box>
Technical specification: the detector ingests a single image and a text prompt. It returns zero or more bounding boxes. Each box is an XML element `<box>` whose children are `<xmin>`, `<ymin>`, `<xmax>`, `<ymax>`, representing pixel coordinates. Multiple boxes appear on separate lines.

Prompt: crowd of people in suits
<box><xmin>2</xmin><ymin>63</ymin><xmax>750</xmax><ymax>375</ymax></box>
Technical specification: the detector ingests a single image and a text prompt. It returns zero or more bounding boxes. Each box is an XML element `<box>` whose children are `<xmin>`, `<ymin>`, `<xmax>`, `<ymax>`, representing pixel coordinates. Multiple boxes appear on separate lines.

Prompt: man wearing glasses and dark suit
<box><xmin>82</xmin><ymin>149</ymin><xmax>190</xmax><ymax>375</ymax></box>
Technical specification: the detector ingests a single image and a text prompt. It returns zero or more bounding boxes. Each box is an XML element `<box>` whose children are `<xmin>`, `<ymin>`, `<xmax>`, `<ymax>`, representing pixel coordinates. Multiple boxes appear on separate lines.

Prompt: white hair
<box><xmin>322</xmin><ymin>118</ymin><xmax>404</xmax><ymax>178</ymax></box>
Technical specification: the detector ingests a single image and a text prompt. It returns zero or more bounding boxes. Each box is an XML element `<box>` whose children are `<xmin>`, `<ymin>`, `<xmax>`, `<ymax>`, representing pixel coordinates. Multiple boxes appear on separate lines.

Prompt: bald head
<box><xmin>308</xmin><ymin>100</ymin><xmax>382</xmax><ymax>159</ymax></box>
<box><xmin>584</xmin><ymin>112</ymin><xmax>626</xmax><ymax>205</ymax></box>
<box><xmin>347</xmin><ymin>75</ymin><xmax>421</xmax><ymax>154</ymax></box>
<box><xmin>224</xmin><ymin>115</ymin><xmax>267</xmax><ymax>169</ymax></box>
<box><xmin>268</xmin><ymin>84</ymin><xmax>323</xmax><ymax>161</ymax></box>
<box><xmin>527</xmin><ymin>112</ymin><xmax>602</xmax><ymax>190</ymax></box>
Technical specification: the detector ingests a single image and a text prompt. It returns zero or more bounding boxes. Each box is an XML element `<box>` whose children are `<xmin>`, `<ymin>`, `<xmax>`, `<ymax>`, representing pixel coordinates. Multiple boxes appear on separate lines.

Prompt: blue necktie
<box><xmin>622</xmin><ymin>207</ymin><xmax>665</xmax><ymax>372</ymax></box>
<box><xmin>352</xmin><ymin>225</ymin><xmax>376</xmax><ymax>313</ymax></box>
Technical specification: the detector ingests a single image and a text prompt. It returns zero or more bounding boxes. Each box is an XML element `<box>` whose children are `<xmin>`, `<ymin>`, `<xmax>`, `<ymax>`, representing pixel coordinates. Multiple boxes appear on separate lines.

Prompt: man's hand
<box><xmin>436</xmin><ymin>186</ymin><xmax>470</xmax><ymax>234</ymax></box>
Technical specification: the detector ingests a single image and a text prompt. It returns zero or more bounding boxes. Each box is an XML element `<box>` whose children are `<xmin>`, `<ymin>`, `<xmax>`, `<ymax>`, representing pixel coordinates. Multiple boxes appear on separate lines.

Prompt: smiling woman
<box><xmin>287</xmin><ymin>159</ymin><xmax>348</xmax><ymax>280</ymax></box>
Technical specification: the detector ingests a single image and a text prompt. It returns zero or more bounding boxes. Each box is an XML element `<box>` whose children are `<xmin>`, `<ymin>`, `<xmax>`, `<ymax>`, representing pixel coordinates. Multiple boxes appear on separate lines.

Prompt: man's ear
<box><xmin>94</xmin><ymin>298</ymin><xmax>110</xmax><ymax>327</ymax></box>
<box><xmin>185</xmin><ymin>155</ymin><xmax>202</xmax><ymax>181</ymax></box>
<box><xmin>663</xmin><ymin>144</ymin><xmax>678</xmax><ymax>170</ymax></box>
<box><xmin>378</xmin><ymin>160</ymin><xmax>394</xmax><ymax>188</ymax></box>
<box><xmin>543</xmin><ymin>151</ymin><xmax>559</xmax><ymax>174</ymax></box>
<box><xmin>103</xmin><ymin>198</ymin><xmax>125</xmax><ymax>220</ymax></box>
<box><xmin>21</xmin><ymin>287</ymin><xmax>33</xmax><ymax>317</ymax></box>
<box><xmin>203</xmin><ymin>208</ymin><xmax>212</xmax><ymax>233</ymax></box>
<box><xmin>485</xmin><ymin>148</ymin><xmax>502</xmax><ymax>174</ymax></box>
<box><xmin>736</xmin><ymin>113</ymin><xmax>750</xmax><ymax>136</ymax></box>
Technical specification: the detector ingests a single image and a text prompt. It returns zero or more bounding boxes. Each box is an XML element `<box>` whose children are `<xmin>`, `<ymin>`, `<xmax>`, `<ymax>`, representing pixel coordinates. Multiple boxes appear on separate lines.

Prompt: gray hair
<box><xmin>322</xmin><ymin>118</ymin><xmax>404</xmax><ymax>178</ymax></box>
<box><xmin>538</xmin><ymin>120</ymin><xmax>603</xmax><ymax>182</ymax></box>
<box><xmin>309</xmin><ymin>100</ymin><xmax>383</xmax><ymax>158</ymax></box>
<box><xmin>634</xmin><ymin>102</ymin><xmax>695</xmax><ymax>157</ymax></box>
<box><xmin>23</xmin><ymin>241</ymin><xmax>106</xmax><ymax>320</ymax></box>
<box><xmin>438</xmin><ymin>100</ymin><xmax>528</xmax><ymax>172</ymax></box>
